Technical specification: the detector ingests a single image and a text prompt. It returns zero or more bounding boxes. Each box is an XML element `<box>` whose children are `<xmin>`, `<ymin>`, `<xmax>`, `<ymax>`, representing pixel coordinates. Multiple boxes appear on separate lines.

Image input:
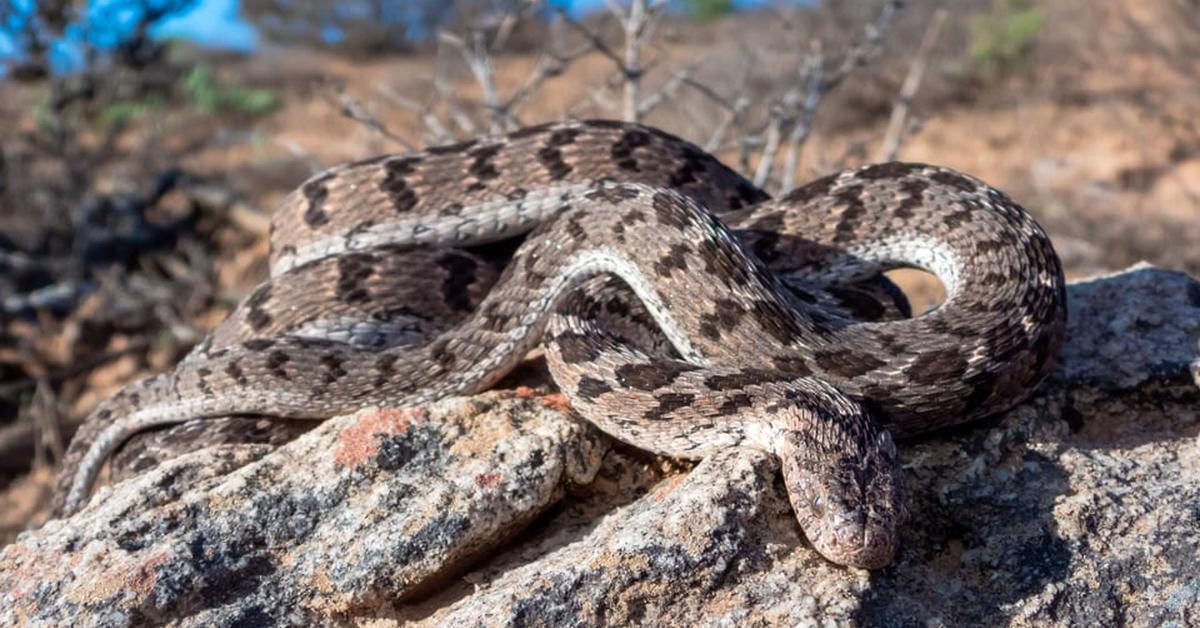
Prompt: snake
<box><xmin>51</xmin><ymin>119</ymin><xmax>1067</xmax><ymax>569</ymax></box>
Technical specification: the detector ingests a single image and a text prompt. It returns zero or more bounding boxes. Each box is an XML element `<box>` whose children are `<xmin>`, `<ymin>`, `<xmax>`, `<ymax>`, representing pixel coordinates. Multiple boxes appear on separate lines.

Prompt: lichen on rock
<box><xmin>2</xmin><ymin>265</ymin><xmax>1198</xmax><ymax>626</ymax></box>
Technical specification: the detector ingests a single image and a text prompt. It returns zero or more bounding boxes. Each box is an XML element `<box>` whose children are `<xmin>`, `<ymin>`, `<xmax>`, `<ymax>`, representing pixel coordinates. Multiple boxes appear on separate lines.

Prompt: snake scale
<box><xmin>52</xmin><ymin>119</ymin><xmax>1067</xmax><ymax>569</ymax></box>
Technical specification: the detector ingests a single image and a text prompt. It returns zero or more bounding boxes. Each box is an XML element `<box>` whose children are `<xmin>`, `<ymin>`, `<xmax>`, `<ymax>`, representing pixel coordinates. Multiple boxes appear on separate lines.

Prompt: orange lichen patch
<box><xmin>514</xmin><ymin>386</ymin><xmax>539</xmax><ymax>398</ymax></box>
<box><xmin>333</xmin><ymin>407</ymin><xmax>428</xmax><ymax>468</ymax></box>
<box><xmin>128</xmin><ymin>550</ymin><xmax>172</xmax><ymax>597</ymax></box>
<box><xmin>475</xmin><ymin>472</ymin><xmax>504</xmax><ymax>488</ymax></box>
<box><xmin>539</xmin><ymin>393</ymin><xmax>573</xmax><ymax>414</ymax></box>
<box><xmin>650</xmin><ymin>473</ymin><xmax>688</xmax><ymax>502</ymax></box>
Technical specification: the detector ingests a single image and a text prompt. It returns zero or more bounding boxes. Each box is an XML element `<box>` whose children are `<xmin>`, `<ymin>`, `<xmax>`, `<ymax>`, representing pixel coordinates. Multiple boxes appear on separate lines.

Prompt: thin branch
<box><xmin>375</xmin><ymin>85</ymin><xmax>456</xmax><ymax>144</ymax></box>
<box><xmin>753</xmin><ymin>116</ymin><xmax>783</xmax><ymax>188</ymax></box>
<box><xmin>756</xmin><ymin>0</ymin><xmax>903</xmax><ymax>189</ymax></box>
<box><xmin>439</xmin><ymin>29</ymin><xmax>504</xmax><ymax>133</ymax></box>
<box><xmin>418</xmin><ymin>2</ymin><xmax>602</xmax><ymax>135</ymax></box>
<box><xmin>271</xmin><ymin>136</ymin><xmax>324</xmax><ymax>174</ymax></box>
<box><xmin>780</xmin><ymin>53</ymin><xmax>826</xmax><ymax>191</ymax></box>
<box><xmin>503</xmin><ymin>40</ymin><xmax>596</xmax><ymax>122</ymax></box>
<box><xmin>636</xmin><ymin>68</ymin><xmax>693</xmax><ymax>118</ymax></box>
<box><xmin>565</xmin><ymin>67</ymin><xmax>626</xmax><ymax>118</ymax></box>
<box><xmin>488</xmin><ymin>5</ymin><xmax>524</xmax><ymax>53</ymax></box>
<box><xmin>877</xmin><ymin>8</ymin><xmax>947</xmax><ymax>162</ymax></box>
<box><xmin>556</xmin><ymin>8</ymin><xmax>629</xmax><ymax>73</ymax></box>
<box><xmin>675</xmin><ymin>48</ymin><xmax>755</xmax><ymax>153</ymax></box>
<box><xmin>328</xmin><ymin>87</ymin><xmax>415</xmax><ymax>151</ymax></box>
<box><xmin>755</xmin><ymin>42</ymin><xmax>823</xmax><ymax>188</ymax></box>
<box><xmin>433</xmin><ymin>75</ymin><xmax>480</xmax><ymax>137</ymax></box>
<box><xmin>0</xmin><ymin>340</ymin><xmax>150</xmax><ymax>399</ymax></box>
<box><xmin>821</xmin><ymin>0</ymin><xmax>903</xmax><ymax>94</ymax></box>
<box><xmin>560</xmin><ymin>0</ymin><xmax>666</xmax><ymax>122</ymax></box>
<box><xmin>616</xmin><ymin>0</ymin><xmax>668</xmax><ymax>121</ymax></box>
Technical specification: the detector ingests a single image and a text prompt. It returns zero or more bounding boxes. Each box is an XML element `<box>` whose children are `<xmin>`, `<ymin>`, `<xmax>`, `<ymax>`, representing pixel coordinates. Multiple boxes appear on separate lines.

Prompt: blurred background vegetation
<box><xmin>1</xmin><ymin>0</ymin><xmax>1198</xmax><ymax>535</ymax></box>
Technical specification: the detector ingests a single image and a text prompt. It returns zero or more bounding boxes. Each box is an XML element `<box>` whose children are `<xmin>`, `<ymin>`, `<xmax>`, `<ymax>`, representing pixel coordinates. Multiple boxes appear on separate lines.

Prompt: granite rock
<box><xmin>2</xmin><ymin>265</ymin><xmax>1198</xmax><ymax>626</ymax></box>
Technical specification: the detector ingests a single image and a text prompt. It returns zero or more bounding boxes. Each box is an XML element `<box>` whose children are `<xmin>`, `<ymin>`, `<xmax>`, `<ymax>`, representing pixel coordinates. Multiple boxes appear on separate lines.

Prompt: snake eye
<box><xmin>811</xmin><ymin>494</ymin><xmax>824</xmax><ymax>517</ymax></box>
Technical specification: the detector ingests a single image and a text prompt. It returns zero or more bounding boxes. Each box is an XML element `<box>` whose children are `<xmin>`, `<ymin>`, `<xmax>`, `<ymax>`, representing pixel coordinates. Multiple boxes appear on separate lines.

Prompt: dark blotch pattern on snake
<box><xmin>52</xmin><ymin>120</ymin><xmax>1067</xmax><ymax>570</ymax></box>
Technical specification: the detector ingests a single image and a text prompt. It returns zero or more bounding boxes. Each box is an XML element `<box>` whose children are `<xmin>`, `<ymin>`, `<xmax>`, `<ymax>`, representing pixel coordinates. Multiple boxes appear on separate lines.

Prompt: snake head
<box><xmin>778</xmin><ymin>422</ymin><xmax>906</xmax><ymax>569</ymax></box>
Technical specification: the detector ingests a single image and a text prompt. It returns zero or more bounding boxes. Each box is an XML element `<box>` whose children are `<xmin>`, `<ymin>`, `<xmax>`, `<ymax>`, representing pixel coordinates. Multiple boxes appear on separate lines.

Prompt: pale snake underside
<box><xmin>52</xmin><ymin>119</ymin><xmax>1067</xmax><ymax>569</ymax></box>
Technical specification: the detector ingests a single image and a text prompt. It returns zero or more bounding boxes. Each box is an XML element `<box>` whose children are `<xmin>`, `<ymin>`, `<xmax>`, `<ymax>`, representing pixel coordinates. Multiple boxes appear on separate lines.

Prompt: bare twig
<box><xmin>780</xmin><ymin>51</ymin><xmax>826</xmax><ymax>191</ymax></box>
<box><xmin>610</xmin><ymin>0</ymin><xmax>668</xmax><ymax>121</ymax></box>
<box><xmin>329</xmin><ymin>87</ymin><xmax>415</xmax><ymax>151</ymax></box>
<box><xmin>411</xmin><ymin>3</ymin><xmax>604</xmax><ymax>137</ymax></box>
<box><xmin>487</xmin><ymin>5</ymin><xmax>523</xmax><ymax>53</ymax></box>
<box><xmin>877</xmin><ymin>8</ymin><xmax>947</xmax><ymax>162</ymax></box>
<box><xmin>183</xmin><ymin>180</ymin><xmax>272</xmax><ymax>237</ymax></box>
<box><xmin>755</xmin><ymin>43</ymin><xmax>823</xmax><ymax>188</ymax></box>
<box><xmin>570</xmin><ymin>71</ymin><xmax>625</xmax><ymax>117</ymax></box>
<box><xmin>821</xmin><ymin>0</ymin><xmax>903</xmax><ymax>94</ymax></box>
<box><xmin>439</xmin><ymin>29</ymin><xmax>504</xmax><ymax>133</ymax></box>
<box><xmin>0</xmin><ymin>422</ymin><xmax>38</xmax><ymax>474</ymax></box>
<box><xmin>339</xmin><ymin>0</ymin><xmax>904</xmax><ymax>186</ymax></box>
<box><xmin>431</xmin><ymin>45</ymin><xmax>481</xmax><ymax>137</ymax></box>
<box><xmin>677</xmin><ymin>48</ymin><xmax>755</xmax><ymax>153</ymax></box>
<box><xmin>502</xmin><ymin>38</ymin><xmax>596</xmax><ymax>123</ymax></box>
<box><xmin>556</xmin><ymin>8</ymin><xmax>628</xmax><ymax>71</ymax></box>
<box><xmin>375</xmin><ymin>85</ymin><xmax>456</xmax><ymax>144</ymax></box>
<box><xmin>636</xmin><ymin>68</ymin><xmax>694</xmax><ymax>118</ymax></box>
<box><xmin>753</xmin><ymin>114</ymin><xmax>784</xmax><ymax>187</ymax></box>
<box><xmin>503</xmin><ymin>53</ymin><xmax>566</xmax><ymax>118</ymax></box>
<box><xmin>755</xmin><ymin>0</ymin><xmax>903</xmax><ymax>190</ymax></box>
<box><xmin>556</xmin><ymin>0</ymin><xmax>668</xmax><ymax>122</ymax></box>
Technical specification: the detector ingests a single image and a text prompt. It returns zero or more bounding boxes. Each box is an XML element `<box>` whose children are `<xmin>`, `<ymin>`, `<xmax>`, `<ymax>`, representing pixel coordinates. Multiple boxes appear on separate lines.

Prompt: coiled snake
<box><xmin>52</xmin><ymin>119</ymin><xmax>1067</xmax><ymax>569</ymax></box>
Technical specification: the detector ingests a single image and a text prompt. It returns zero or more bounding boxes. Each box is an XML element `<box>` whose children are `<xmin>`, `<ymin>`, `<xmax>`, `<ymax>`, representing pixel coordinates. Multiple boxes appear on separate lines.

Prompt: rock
<box><xmin>2</xmin><ymin>265</ymin><xmax>1199</xmax><ymax>625</ymax></box>
<box><xmin>1</xmin><ymin>395</ymin><xmax>607</xmax><ymax>624</ymax></box>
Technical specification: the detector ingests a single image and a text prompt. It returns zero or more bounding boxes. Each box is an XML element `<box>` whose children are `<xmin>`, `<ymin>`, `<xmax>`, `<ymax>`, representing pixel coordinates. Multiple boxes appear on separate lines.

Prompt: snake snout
<box><xmin>819</xmin><ymin>512</ymin><xmax>897</xmax><ymax>570</ymax></box>
<box><xmin>777</xmin><ymin>425</ymin><xmax>905</xmax><ymax>569</ymax></box>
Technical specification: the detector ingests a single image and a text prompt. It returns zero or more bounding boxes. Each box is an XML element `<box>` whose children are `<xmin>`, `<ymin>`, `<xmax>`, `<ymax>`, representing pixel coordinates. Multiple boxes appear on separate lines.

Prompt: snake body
<box><xmin>52</xmin><ymin>119</ymin><xmax>1067</xmax><ymax>569</ymax></box>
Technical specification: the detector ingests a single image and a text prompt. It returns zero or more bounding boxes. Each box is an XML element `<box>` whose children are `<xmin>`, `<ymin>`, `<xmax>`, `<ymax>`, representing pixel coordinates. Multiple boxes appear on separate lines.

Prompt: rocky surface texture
<box><xmin>2</xmin><ymin>264</ymin><xmax>1198</xmax><ymax>626</ymax></box>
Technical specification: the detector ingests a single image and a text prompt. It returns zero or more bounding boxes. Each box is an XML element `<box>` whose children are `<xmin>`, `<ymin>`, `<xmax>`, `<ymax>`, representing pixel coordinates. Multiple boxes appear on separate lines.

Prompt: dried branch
<box><xmin>754</xmin><ymin>0</ymin><xmax>904</xmax><ymax>190</ymax></box>
<box><xmin>183</xmin><ymin>179</ymin><xmax>272</xmax><ymax>238</ymax></box>
<box><xmin>555</xmin><ymin>0</ymin><xmax>667</xmax><ymax>122</ymax></box>
<box><xmin>402</xmin><ymin>3</ymin><xmax>605</xmax><ymax>138</ymax></box>
<box><xmin>877</xmin><ymin>8</ymin><xmax>947</xmax><ymax>162</ymax></box>
<box><xmin>610</xmin><ymin>0</ymin><xmax>669</xmax><ymax>121</ymax></box>
<box><xmin>674</xmin><ymin>53</ymin><xmax>754</xmax><ymax>153</ymax></box>
<box><xmin>329</xmin><ymin>87</ymin><xmax>415</xmax><ymax>151</ymax></box>
<box><xmin>0</xmin><ymin>340</ymin><xmax>150</xmax><ymax>400</ymax></box>
<box><xmin>439</xmin><ymin>29</ymin><xmax>504</xmax><ymax>133</ymax></box>
<box><xmin>636</xmin><ymin>68</ymin><xmax>694</xmax><ymax>118</ymax></box>
<box><xmin>0</xmin><ymin>422</ymin><xmax>38</xmax><ymax>474</ymax></box>
<box><xmin>780</xmin><ymin>52</ymin><xmax>827</xmax><ymax>191</ymax></box>
<box><xmin>821</xmin><ymin>0</ymin><xmax>903</xmax><ymax>94</ymax></box>
<box><xmin>556</xmin><ymin>8</ymin><xmax>628</xmax><ymax>71</ymax></box>
<box><xmin>375</xmin><ymin>85</ymin><xmax>457</xmax><ymax>144</ymax></box>
<box><xmin>503</xmin><ymin>40</ymin><xmax>596</xmax><ymax>122</ymax></box>
<box><xmin>754</xmin><ymin>43</ymin><xmax>823</xmax><ymax>189</ymax></box>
